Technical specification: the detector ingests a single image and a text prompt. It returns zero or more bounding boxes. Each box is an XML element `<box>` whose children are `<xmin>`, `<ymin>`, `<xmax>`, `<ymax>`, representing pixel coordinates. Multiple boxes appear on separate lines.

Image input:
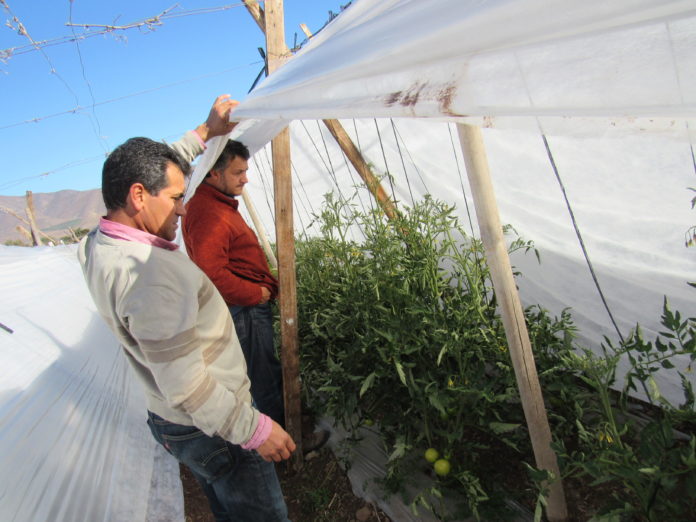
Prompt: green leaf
<box><xmin>638</xmin><ymin>467</ymin><xmax>659</xmax><ymax>475</ymax></box>
<box><xmin>428</xmin><ymin>394</ymin><xmax>446</xmax><ymax>415</ymax></box>
<box><xmin>436</xmin><ymin>345</ymin><xmax>447</xmax><ymax>365</ymax></box>
<box><xmin>648</xmin><ymin>376</ymin><xmax>662</xmax><ymax>401</ymax></box>
<box><xmin>388</xmin><ymin>439</ymin><xmax>408</xmax><ymax>462</ymax></box>
<box><xmin>395</xmin><ymin>361</ymin><xmax>407</xmax><ymax>386</ymax></box>
<box><xmin>489</xmin><ymin>422</ymin><xmax>521</xmax><ymax>434</ymax></box>
<box><xmin>359</xmin><ymin>372</ymin><xmax>377</xmax><ymax>398</ymax></box>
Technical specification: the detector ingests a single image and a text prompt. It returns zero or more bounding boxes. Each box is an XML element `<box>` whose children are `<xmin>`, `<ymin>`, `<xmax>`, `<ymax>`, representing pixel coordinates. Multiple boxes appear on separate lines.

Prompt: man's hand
<box><xmin>259</xmin><ymin>286</ymin><xmax>271</xmax><ymax>305</ymax></box>
<box><xmin>194</xmin><ymin>94</ymin><xmax>239</xmax><ymax>142</ymax></box>
<box><xmin>256</xmin><ymin>420</ymin><xmax>296</xmax><ymax>462</ymax></box>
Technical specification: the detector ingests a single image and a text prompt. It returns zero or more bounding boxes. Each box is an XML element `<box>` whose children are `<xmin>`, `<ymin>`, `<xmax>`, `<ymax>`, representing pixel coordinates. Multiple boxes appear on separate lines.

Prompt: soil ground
<box><xmin>180</xmin><ymin>446</ymin><xmax>392</xmax><ymax>522</ymax></box>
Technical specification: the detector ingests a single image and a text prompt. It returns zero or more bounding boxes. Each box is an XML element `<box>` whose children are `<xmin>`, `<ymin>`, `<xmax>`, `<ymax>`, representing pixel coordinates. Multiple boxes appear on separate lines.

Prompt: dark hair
<box><xmin>102</xmin><ymin>137</ymin><xmax>191</xmax><ymax>210</ymax></box>
<box><xmin>209</xmin><ymin>139</ymin><xmax>250</xmax><ymax>174</ymax></box>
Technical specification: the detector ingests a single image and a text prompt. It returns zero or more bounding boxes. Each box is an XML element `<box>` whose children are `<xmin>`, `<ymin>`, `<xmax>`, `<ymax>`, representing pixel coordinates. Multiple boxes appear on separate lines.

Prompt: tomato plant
<box><xmin>294</xmin><ymin>189</ymin><xmax>696</xmax><ymax>521</ymax></box>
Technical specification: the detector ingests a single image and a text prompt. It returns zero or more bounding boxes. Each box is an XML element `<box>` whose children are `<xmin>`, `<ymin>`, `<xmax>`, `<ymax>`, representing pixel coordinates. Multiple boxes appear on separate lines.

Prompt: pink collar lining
<box><xmin>99</xmin><ymin>217</ymin><xmax>179</xmax><ymax>251</ymax></box>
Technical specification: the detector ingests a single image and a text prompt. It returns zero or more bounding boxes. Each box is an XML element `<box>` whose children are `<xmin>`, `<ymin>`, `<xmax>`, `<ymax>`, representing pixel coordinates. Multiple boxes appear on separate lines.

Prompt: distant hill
<box><xmin>0</xmin><ymin>189</ymin><xmax>104</xmax><ymax>244</ymax></box>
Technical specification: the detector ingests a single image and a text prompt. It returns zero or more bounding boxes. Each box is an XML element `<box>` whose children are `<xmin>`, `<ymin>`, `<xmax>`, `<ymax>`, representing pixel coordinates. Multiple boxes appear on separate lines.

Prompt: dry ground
<box><xmin>180</xmin><ymin>446</ymin><xmax>391</xmax><ymax>522</ymax></box>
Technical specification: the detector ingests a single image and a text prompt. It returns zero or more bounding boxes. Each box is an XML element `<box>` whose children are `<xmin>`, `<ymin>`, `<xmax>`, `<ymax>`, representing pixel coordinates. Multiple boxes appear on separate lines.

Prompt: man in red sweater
<box><xmin>183</xmin><ymin>140</ymin><xmax>285</xmax><ymax>426</ymax></box>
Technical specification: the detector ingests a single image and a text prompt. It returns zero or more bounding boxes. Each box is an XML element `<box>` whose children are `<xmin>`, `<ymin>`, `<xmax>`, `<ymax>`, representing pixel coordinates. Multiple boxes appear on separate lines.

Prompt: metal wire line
<box><xmin>541</xmin><ymin>134</ymin><xmax>626</xmax><ymax>344</ymax></box>
<box><xmin>446</xmin><ymin>122</ymin><xmax>476</xmax><ymax>238</ymax></box>
<box><xmin>389</xmin><ymin>118</ymin><xmax>416</xmax><ymax>206</ymax></box>
<box><xmin>349</xmin><ymin>119</ymin><xmax>374</xmax><ymax>216</ymax></box>
<box><xmin>68</xmin><ymin>0</ymin><xmax>109</xmax><ymax>154</ymax></box>
<box><xmin>373</xmin><ymin>118</ymin><xmax>399</xmax><ymax>213</ymax></box>
<box><xmin>0</xmin><ymin>62</ymin><xmax>258</xmax><ymax>131</ymax></box>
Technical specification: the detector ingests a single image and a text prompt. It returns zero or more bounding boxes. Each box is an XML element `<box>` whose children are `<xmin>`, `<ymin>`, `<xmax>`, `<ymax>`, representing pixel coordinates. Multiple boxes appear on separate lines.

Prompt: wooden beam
<box><xmin>25</xmin><ymin>191</ymin><xmax>42</xmax><ymax>246</ymax></box>
<box><xmin>243</xmin><ymin>0</ymin><xmax>265</xmax><ymax>33</ymax></box>
<box><xmin>16</xmin><ymin>225</ymin><xmax>32</xmax><ymax>242</ymax></box>
<box><xmin>241</xmin><ymin>189</ymin><xmax>278</xmax><ymax>270</ymax></box>
<box><xmin>263</xmin><ymin>0</ymin><xmax>303</xmax><ymax>467</ymax></box>
<box><xmin>1</xmin><ymin>204</ymin><xmax>55</xmax><ymax>244</ymax></box>
<box><xmin>0</xmin><ymin>204</ymin><xmax>30</xmax><ymax>226</ymax></box>
<box><xmin>457</xmin><ymin>124</ymin><xmax>568</xmax><ymax>520</ymax></box>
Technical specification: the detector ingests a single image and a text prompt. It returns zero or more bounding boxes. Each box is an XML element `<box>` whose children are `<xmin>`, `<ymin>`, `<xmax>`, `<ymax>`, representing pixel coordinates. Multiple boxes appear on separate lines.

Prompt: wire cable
<box><xmin>447</xmin><ymin>122</ymin><xmax>476</xmax><ymax>237</ymax></box>
<box><xmin>542</xmin><ymin>134</ymin><xmax>625</xmax><ymax>344</ymax></box>
<box><xmin>389</xmin><ymin>119</ymin><xmax>415</xmax><ymax>206</ymax></box>
<box><xmin>373</xmin><ymin>119</ymin><xmax>399</xmax><ymax>212</ymax></box>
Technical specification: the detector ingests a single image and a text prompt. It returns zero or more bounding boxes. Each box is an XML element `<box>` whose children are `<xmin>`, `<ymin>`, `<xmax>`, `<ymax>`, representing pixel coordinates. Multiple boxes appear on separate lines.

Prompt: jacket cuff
<box><xmin>241</xmin><ymin>413</ymin><xmax>272</xmax><ymax>450</ymax></box>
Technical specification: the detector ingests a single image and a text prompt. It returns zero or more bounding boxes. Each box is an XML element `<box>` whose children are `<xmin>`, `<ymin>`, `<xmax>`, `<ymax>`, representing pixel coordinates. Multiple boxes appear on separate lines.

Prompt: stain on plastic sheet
<box><xmin>385</xmin><ymin>81</ymin><xmax>427</xmax><ymax>108</ymax></box>
<box><xmin>385</xmin><ymin>80</ymin><xmax>465</xmax><ymax>118</ymax></box>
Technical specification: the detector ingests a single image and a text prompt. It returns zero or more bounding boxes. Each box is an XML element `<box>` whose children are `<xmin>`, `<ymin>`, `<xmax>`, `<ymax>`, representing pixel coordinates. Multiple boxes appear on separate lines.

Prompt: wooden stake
<box><xmin>241</xmin><ymin>190</ymin><xmax>278</xmax><ymax>270</ymax></box>
<box><xmin>264</xmin><ymin>0</ymin><xmax>303</xmax><ymax>467</ymax></box>
<box><xmin>25</xmin><ymin>191</ymin><xmax>42</xmax><ymax>246</ymax></box>
<box><xmin>456</xmin><ymin>124</ymin><xmax>568</xmax><ymax>521</ymax></box>
<box><xmin>1</xmin><ymin>204</ymin><xmax>55</xmax><ymax>245</ymax></box>
<box><xmin>16</xmin><ymin>225</ymin><xmax>32</xmax><ymax>242</ymax></box>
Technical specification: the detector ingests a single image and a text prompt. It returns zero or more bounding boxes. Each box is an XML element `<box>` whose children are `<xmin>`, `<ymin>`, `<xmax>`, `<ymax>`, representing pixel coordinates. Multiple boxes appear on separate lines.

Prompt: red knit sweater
<box><xmin>183</xmin><ymin>182</ymin><xmax>278</xmax><ymax>306</ymax></box>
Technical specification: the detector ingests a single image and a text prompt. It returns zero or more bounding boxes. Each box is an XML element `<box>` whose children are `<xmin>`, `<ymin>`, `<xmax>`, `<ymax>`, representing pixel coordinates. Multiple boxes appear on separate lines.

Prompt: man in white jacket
<box><xmin>78</xmin><ymin>97</ymin><xmax>295</xmax><ymax>522</ymax></box>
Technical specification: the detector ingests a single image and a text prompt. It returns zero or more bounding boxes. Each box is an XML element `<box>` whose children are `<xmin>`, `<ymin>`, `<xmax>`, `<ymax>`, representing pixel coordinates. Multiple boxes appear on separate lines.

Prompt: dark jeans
<box><xmin>231</xmin><ymin>302</ymin><xmax>285</xmax><ymax>426</ymax></box>
<box><xmin>147</xmin><ymin>411</ymin><xmax>289</xmax><ymax>522</ymax></box>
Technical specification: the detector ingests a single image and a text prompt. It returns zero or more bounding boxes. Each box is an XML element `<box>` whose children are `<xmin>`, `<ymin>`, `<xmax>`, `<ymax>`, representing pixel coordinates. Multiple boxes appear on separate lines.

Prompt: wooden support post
<box><xmin>16</xmin><ymin>225</ymin><xmax>32</xmax><ymax>243</ymax></box>
<box><xmin>264</xmin><ymin>0</ymin><xmax>303</xmax><ymax>466</ymax></box>
<box><xmin>25</xmin><ymin>191</ymin><xmax>42</xmax><ymax>246</ymax></box>
<box><xmin>2</xmin><ymin>204</ymin><xmax>55</xmax><ymax>245</ymax></box>
<box><xmin>299</xmin><ymin>23</ymin><xmax>311</xmax><ymax>39</ymax></box>
<box><xmin>457</xmin><ymin>124</ymin><xmax>568</xmax><ymax>521</ymax></box>
<box><xmin>241</xmin><ymin>190</ymin><xmax>278</xmax><ymax>270</ymax></box>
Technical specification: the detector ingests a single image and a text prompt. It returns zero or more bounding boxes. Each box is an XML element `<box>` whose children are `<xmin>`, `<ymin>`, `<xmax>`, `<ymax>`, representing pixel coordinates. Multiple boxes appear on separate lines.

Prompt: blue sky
<box><xmin>0</xmin><ymin>1</ymin><xmax>346</xmax><ymax>196</ymax></box>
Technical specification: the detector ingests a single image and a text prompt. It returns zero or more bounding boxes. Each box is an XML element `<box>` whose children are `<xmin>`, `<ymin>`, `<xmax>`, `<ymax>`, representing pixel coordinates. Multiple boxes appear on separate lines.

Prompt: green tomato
<box><xmin>363</xmin><ymin>418</ymin><xmax>374</xmax><ymax>426</ymax></box>
<box><xmin>424</xmin><ymin>448</ymin><xmax>439</xmax><ymax>463</ymax></box>
<box><xmin>434</xmin><ymin>458</ymin><xmax>451</xmax><ymax>477</ymax></box>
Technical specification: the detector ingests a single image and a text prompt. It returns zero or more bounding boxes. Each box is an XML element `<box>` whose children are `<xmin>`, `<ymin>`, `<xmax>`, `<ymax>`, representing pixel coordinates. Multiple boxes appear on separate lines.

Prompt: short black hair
<box><xmin>209</xmin><ymin>139</ymin><xmax>250</xmax><ymax>174</ymax></box>
<box><xmin>102</xmin><ymin>137</ymin><xmax>191</xmax><ymax>210</ymax></box>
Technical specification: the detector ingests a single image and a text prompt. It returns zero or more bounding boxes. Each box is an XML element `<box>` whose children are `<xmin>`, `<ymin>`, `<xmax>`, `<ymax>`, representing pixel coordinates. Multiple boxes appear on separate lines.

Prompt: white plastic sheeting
<box><xmin>236</xmin><ymin>0</ymin><xmax>696</xmax><ymax>139</ymax></box>
<box><xmin>0</xmin><ymin>245</ymin><xmax>184</xmax><ymax>522</ymax></box>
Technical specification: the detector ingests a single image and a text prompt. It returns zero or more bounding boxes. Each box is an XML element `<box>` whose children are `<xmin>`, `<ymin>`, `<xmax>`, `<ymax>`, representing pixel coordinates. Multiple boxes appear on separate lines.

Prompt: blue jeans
<box><xmin>231</xmin><ymin>303</ymin><xmax>285</xmax><ymax>427</ymax></box>
<box><xmin>147</xmin><ymin>411</ymin><xmax>289</xmax><ymax>522</ymax></box>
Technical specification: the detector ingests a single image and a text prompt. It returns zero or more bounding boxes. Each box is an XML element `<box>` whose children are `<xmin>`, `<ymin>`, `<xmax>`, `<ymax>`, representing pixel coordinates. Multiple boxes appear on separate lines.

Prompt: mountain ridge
<box><xmin>0</xmin><ymin>189</ymin><xmax>104</xmax><ymax>244</ymax></box>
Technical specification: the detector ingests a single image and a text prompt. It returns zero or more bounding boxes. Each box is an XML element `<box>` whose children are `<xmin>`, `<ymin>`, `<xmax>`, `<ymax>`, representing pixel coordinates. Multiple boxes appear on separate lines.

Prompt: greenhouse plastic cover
<box><xmin>2</xmin><ymin>0</ymin><xmax>696</xmax><ymax>520</ymax></box>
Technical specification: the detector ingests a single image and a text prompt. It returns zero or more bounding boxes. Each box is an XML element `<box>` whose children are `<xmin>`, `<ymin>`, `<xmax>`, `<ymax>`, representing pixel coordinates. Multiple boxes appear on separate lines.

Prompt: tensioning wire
<box><xmin>351</xmin><ymin>119</ymin><xmax>377</xmax><ymax>216</ymax></box>
<box><xmin>446</xmin><ymin>122</ymin><xmax>476</xmax><ymax>237</ymax></box>
<box><xmin>314</xmin><ymin>120</ymin><xmax>350</xmax><ymax>205</ymax></box>
<box><xmin>541</xmin><ymin>134</ymin><xmax>625</xmax><ymax>344</ymax></box>
<box><xmin>253</xmin><ymin>149</ymin><xmax>276</xmax><ymax>221</ymax></box>
<box><xmin>299</xmin><ymin>120</ymin><xmax>345</xmax><ymax>202</ymax></box>
<box><xmin>390</xmin><ymin>120</ymin><xmax>430</xmax><ymax>196</ymax></box>
<box><xmin>389</xmin><ymin>119</ymin><xmax>416</xmax><ymax>206</ymax></box>
<box><xmin>373</xmin><ymin>119</ymin><xmax>399</xmax><ymax>214</ymax></box>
